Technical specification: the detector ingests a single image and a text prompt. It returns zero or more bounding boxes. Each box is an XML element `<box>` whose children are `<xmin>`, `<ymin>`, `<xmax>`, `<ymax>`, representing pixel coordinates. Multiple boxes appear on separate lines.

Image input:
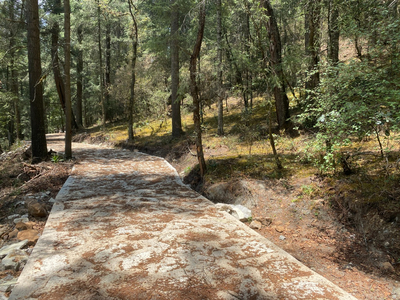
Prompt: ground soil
<box><xmin>1</xmin><ymin>138</ymin><xmax>399</xmax><ymax>299</ymax></box>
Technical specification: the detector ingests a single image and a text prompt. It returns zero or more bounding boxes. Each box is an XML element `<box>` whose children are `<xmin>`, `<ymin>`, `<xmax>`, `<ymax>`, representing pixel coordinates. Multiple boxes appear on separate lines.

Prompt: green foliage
<box><xmin>51</xmin><ymin>154</ymin><xmax>64</xmax><ymax>163</ymax></box>
<box><xmin>299</xmin><ymin>59</ymin><xmax>400</xmax><ymax>172</ymax></box>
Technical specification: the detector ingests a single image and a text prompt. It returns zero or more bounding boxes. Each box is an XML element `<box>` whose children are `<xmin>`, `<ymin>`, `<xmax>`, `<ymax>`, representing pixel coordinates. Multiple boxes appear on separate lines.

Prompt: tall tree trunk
<box><xmin>26</xmin><ymin>0</ymin><xmax>47</xmax><ymax>160</ymax></box>
<box><xmin>97</xmin><ymin>0</ymin><xmax>106</xmax><ymax>130</ymax></box>
<box><xmin>171</xmin><ymin>0</ymin><xmax>183</xmax><ymax>137</ymax></box>
<box><xmin>105</xmin><ymin>23</ymin><xmax>111</xmax><ymax>120</ymax></box>
<box><xmin>64</xmin><ymin>0</ymin><xmax>72</xmax><ymax>159</ymax></box>
<box><xmin>50</xmin><ymin>0</ymin><xmax>79</xmax><ymax>131</ymax></box>
<box><xmin>305</xmin><ymin>0</ymin><xmax>321</xmax><ymax>92</ymax></box>
<box><xmin>76</xmin><ymin>24</ymin><xmax>84</xmax><ymax>128</ymax></box>
<box><xmin>262</xmin><ymin>0</ymin><xmax>291</xmax><ymax>129</ymax></box>
<box><xmin>9</xmin><ymin>0</ymin><xmax>21</xmax><ymax>141</ymax></box>
<box><xmin>217</xmin><ymin>0</ymin><xmax>224</xmax><ymax>136</ymax></box>
<box><xmin>328</xmin><ymin>0</ymin><xmax>339</xmax><ymax>65</ymax></box>
<box><xmin>128</xmin><ymin>0</ymin><xmax>138</xmax><ymax>142</ymax></box>
<box><xmin>190</xmin><ymin>1</ymin><xmax>207</xmax><ymax>179</ymax></box>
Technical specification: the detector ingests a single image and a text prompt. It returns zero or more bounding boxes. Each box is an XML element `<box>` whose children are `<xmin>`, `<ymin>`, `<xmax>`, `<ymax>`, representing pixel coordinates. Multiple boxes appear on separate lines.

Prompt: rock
<box><xmin>1</xmin><ymin>249</ymin><xmax>29</xmax><ymax>271</ymax></box>
<box><xmin>279</xmin><ymin>235</ymin><xmax>286</xmax><ymax>241</ymax></box>
<box><xmin>49</xmin><ymin>198</ymin><xmax>56</xmax><ymax>203</ymax></box>
<box><xmin>249</xmin><ymin>220</ymin><xmax>262</xmax><ymax>230</ymax></box>
<box><xmin>13</xmin><ymin>217</ymin><xmax>29</xmax><ymax>224</ymax></box>
<box><xmin>15</xmin><ymin>201</ymin><xmax>25</xmax><ymax>208</ymax></box>
<box><xmin>258</xmin><ymin>217</ymin><xmax>272</xmax><ymax>226</ymax></box>
<box><xmin>0</xmin><ymin>240</ymin><xmax>29</xmax><ymax>258</ymax></box>
<box><xmin>230</xmin><ymin>205</ymin><xmax>252</xmax><ymax>221</ymax></box>
<box><xmin>8</xmin><ymin>229</ymin><xmax>18</xmax><ymax>239</ymax></box>
<box><xmin>24</xmin><ymin>221</ymin><xmax>35</xmax><ymax>229</ymax></box>
<box><xmin>15</xmin><ymin>222</ymin><xmax>28</xmax><ymax>231</ymax></box>
<box><xmin>215</xmin><ymin>203</ymin><xmax>252</xmax><ymax>222</ymax></box>
<box><xmin>28</xmin><ymin>201</ymin><xmax>47</xmax><ymax>218</ymax></box>
<box><xmin>275</xmin><ymin>226</ymin><xmax>285</xmax><ymax>233</ymax></box>
<box><xmin>0</xmin><ymin>275</ymin><xmax>18</xmax><ymax>293</ymax></box>
<box><xmin>393</xmin><ymin>286</ymin><xmax>400</xmax><ymax>297</ymax></box>
<box><xmin>379</xmin><ymin>262</ymin><xmax>395</xmax><ymax>273</ymax></box>
<box><xmin>7</xmin><ymin>214</ymin><xmax>20</xmax><ymax>220</ymax></box>
<box><xmin>17</xmin><ymin>229</ymin><xmax>40</xmax><ymax>246</ymax></box>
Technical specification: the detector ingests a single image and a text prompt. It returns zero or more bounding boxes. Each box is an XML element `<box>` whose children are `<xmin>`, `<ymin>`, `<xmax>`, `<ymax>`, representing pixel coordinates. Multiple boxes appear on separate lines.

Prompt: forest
<box><xmin>1</xmin><ymin>0</ymin><xmax>400</xmax><ymax>293</ymax></box>
<box><xmin>1</xmin><ymin>0</ymin><xmax>399</xmax><ymax>167</ymax></box>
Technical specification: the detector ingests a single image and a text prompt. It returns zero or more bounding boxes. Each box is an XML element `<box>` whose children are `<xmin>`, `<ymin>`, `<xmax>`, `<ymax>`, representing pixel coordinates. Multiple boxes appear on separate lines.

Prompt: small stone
<box><xmin>0</xmin><ymin>240</ymin><xmax>29</xmax><ymax>258</ymax></box>
<box><xmin>393</xmin><ymin>286</ymin><xmax>400</xmax><ymax>297</ymax></box>
<box><xmin>15</xmin><ymin>201</ymin><xmax>25</xmax><ymax>208</ymax></box>
<box><xmin>1</xmin><ymin>249</ymin><xmax>29</xmax><ymax>271</ymax></box>
<box><xmin>28</xmin><ymin>201</ymin><xmax>47</xmax><ymax>218</ymax></box>
<box><xmin>13</xmin><ymin>217</ymin><xmax>29</xmax><ymax>224</ymax></box>
<box><xmin>249</xmin><ymin>220</ymin><xmax>262</xmax><ymax>230</ymax></box>
<box><xmin>15</xmin><ymin>222</ymin><xmax>28</xmax><ymax>231</ymax></box>
<box><xmin>49</xmin><ymin>198</ymin><xmax>56</xmax><ymax>203</ymax></box>
<box><xmin>275</xmin><ymin>226</ymin><xmax>285</xmax><ymax>233</ymax></box>
<box><xmin>215</xmin><ymin>203</ymin><xmax>252</xmax><ymax>222</ymax></box>
<box><xmin>24</xmin><ymin>221</ymin><xmax>35</xmax><ymax>229</ymax></box>
<box><xmin>230</xmin><ymin>205</ymin><xmax>252</xmax><ymax>222</ymax></box>
<box><xmin>7</xmin><ymin>214</ymin><xmax>20</xmax><ymax>220</ymax></box>
<box><xmin>8</xmin><ymin>229</ymin><xmax>18</xmax><ymax>239</ymax></box>
<box><xmin>380</xmin><ymin>262</ymin><xmax>395</xmax><ymax>273</ymax></box>
<box><xmin>279</xmin><ymin>235</ymin><xmax>286</xmax><ymax>240</ymax></box>
<box><xmin>17</xmin><ymin>229</ymin><xmax>40</xmax><ymax>246</ymax></box>
<box><xmin>0</xmin><ymin>276</ymin><xmax>18</xmax><ymax>293</ymax></box>
<box><xmin>260</xmin><ymin>217</ymin><xmax>272</xmax><ymax>226</ymax></box>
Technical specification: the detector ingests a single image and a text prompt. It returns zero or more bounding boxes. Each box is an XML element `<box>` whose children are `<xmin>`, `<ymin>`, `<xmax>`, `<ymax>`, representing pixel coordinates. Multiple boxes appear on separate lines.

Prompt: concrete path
<box><xmin>10</xmin><ymin>134</ymin><xmax>357</xmax><ymax>300</ymax></box>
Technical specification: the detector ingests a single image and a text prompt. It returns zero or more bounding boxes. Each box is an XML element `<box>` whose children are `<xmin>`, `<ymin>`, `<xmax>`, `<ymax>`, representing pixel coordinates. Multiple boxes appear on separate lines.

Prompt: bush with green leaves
<box><xmin>299</xmin><ymin>60</ymin><xmax>400</xmax><ymax>172</ymax></box>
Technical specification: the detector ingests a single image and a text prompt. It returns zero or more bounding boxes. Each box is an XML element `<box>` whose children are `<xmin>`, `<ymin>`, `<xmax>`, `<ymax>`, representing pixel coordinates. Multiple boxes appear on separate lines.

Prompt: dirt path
<box><xmin>9</xmin><ymin>134</ymin><xmax>356</xmax><ymax>300</ymax></box>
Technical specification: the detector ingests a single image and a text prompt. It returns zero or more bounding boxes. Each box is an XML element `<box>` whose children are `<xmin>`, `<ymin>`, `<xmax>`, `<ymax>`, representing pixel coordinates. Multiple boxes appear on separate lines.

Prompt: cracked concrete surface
<box><xmin>9</xmin><ymin>134</ymin><xmax>357</xmax><ymax>300</ymax></box>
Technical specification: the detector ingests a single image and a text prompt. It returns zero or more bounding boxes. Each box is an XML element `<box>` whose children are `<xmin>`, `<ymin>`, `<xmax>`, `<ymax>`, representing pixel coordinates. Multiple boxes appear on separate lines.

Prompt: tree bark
<box><xmin>9</xmin><ymin>0</ymin><xmax>21</xmax><ymax>141</ymax></box>
<box><xmin>190</xmin><ymin>1</ymin><xmax>207</xmax><ymax>179</ymax></box>
<box><xmin>76</xmin><ymin>24</ymin><xmax>84</xmax><ymax>128</ymax></box>
<box><xmin>128</xmin><ymin>0</ymin><xmax>138</xmax><ymax>142</ymax></box>
<box><xmin>26</xmin><ymin>0</ymin><xmax>47</xmax><ymax>160</ymax></box>
<box><xmin>328</xmin><ymin>0</ymin><xmax>339</xmax><ymax>65</ymax></box>
<box><xmin>171</xmin><ymin>0</ymin><xmax>183</xmax><ymax>137</ymax></box>
<box><xmin>305</xmin><ymin>0</ymin><xmax>321</xmax><ymax>92</ymax></box>
<box><xmin>97</xmin><ymin>0</ymin><xmax>106</xmax><ymax>130</ymax></box>
<box><xmin>217</xmin><ymin>0</ymin><xmax>224</xmax><ymax>136</ymax></box>
<box><xmin>105</xmin><ymin>23</ymin><xmax>111</xmax><ymax>119</ymax></box>
<box><xmin>50</xmin><ymin>0</ymin><xmax>79</xmax><ymax>131</ymax></box>
<box><xmin>262</xmin><ymin>0</ymin><xmax>291</xmax><ymax>129</ymax></box>
<box><xmin>64</xmin><ymin>0</ymin><xmax>72</xmax><ymax>159</ymax></box>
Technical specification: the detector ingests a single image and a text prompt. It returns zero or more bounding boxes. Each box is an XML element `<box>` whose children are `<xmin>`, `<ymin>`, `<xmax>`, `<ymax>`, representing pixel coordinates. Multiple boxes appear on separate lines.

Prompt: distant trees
<box><xmin>0</xmin><ymin>0</ymin><xmax>398</xmax><ymax>175</ymax></box>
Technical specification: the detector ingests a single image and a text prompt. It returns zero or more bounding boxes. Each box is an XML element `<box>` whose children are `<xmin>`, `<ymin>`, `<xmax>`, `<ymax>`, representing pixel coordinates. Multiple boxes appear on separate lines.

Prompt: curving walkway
<box><xmin>10</xmin><ymin>134</ymin><xmax>357</xmax><ymax>300</ymax></box>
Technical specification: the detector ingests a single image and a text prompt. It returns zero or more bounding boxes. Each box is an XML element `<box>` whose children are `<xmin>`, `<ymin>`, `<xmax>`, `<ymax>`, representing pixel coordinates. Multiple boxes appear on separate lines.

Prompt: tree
<box><xmin>262</xmin><ymin>0</ymin><xmax>291</xmax><ymax>129</ymax></box>
<box><xmin>171</xmin><ymin>0</ymin><xmax>183</xmax><ymax>137</ymax></box>
<box><xmin>128</xmin><ymin>0</ymin><xmax>138</xmax><ymax>142</ymax></box>
<box><xmin>327</xmin><ymin>0</ymin><xmax>339</xmax><ymax>65</ymax></box>
<box><xmin>97</xmin><ymin>0</ymin><xmax>106</xmax><ymax>130</ymax></box>
<box><xmin>216</xmin><ymin>0</ymin><xmax>224</xmax><ymax>135</ymax></box>
<box><xmin>9</xmin><ymin>0</ymin><xmax>22</xmax><ymax>142</ymax></box>
<box><xmin>26</xmin><ymin>0</ymin><xmax>47</xmax><ymax>160</ymax></box>
<box><xmin>64</xmin><ymin>0</ymin><xmax>72</xmax><ymax>159</ymax></box>
<box><xmin>190</xmin><ymin>1</ymin><xmax>207</xmax><ymax>179</ymax></box>
<box><xmin>305</xmin><ymin>0</ymin><xmax>321</xmax><ymax>92</ymax></box>
<box><xmin>76</xmin><ymin>24</ymin><xmax>84</xmax><ymax>127</ymax></box>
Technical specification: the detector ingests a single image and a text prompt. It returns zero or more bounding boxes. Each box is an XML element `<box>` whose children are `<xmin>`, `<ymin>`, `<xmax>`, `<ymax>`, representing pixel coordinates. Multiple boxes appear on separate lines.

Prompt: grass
<box><xmin>80</xmin><ymin>96</ymin><xmax>400</xmax><ymax>192</ymax></box>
